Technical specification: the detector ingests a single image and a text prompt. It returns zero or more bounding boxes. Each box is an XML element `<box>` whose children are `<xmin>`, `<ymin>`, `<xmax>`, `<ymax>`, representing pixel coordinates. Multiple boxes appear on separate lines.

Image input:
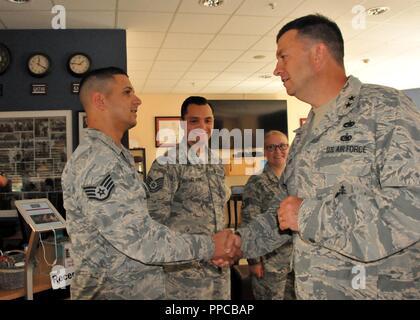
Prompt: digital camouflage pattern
<box><xmin>239</xmin><ymin>76</ymin><xmax>420</xmax><ymax>299</ymax></box>
<box><xmin>146</xmin><ymin>144</ymin><xmax>231</xmax><ymax>299</ymax></box>
<box><xmin>62</xmin><ymin>129</ymin><xmax>214</xmax><ymax>300</ymax></box>
<box><xmin>241</xmin><ymin>163</ymin><xmax>295</xmax><ymax>300</ymax></box>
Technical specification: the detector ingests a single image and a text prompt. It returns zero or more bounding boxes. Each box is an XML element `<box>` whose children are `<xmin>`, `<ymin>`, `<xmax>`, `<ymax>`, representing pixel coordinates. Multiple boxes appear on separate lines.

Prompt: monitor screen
<box><xmin>209</xmin><ymin>100</ymin><xmax>288</xmax><ymax>150</ymax></box>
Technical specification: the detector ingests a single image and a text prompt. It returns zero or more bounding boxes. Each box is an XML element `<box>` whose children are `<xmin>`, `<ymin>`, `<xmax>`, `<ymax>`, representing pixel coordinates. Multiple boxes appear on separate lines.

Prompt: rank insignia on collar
<box><xmin>145</xmin><ymin>176</ymin><xmax>164</xmax><ymax>193</ymax></box>
<box><xmin>343</xmin><ymin>121</ymin><xmax>355</xmax><ymax>128</ymax></box>
<box><xmin>340</xmin><ymin>133</ymin><xmax>353</xmax><ymax>142</ymax></box>
<box><xmin>83</xmin><ymin>174</ymin><xmax>115</xmax><ymax>201</ymax></box>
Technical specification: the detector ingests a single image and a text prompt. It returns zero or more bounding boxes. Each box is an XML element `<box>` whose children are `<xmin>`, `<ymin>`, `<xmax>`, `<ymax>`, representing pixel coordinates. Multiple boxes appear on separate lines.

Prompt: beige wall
<box><xmin>129</xmin><ymin>93</ymin><xmax>311</xmax><ymax>187</ymax></box>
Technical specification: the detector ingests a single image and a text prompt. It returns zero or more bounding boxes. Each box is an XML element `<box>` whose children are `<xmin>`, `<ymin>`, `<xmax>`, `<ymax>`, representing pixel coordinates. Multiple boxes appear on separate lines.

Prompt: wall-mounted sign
<box><xmin>71</xmin><ymin>82</ymin><xmax>80</xmax><ymax>94</ymax></box>
<box><xmin>31</xmin><ymin>84</ymin><xmax>48</xmax><ymax>95</ymax></box>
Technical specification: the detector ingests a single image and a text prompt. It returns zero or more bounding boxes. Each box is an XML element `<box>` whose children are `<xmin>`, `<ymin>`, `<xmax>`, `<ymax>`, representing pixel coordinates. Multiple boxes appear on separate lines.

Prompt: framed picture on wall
<box><xmin>78</xmin><ymin>112</ymin><xmax>88</xmax><ymax>144</ymax></box>
<box><xmin>155</xmin><ymin>116</ymin><xmax>184</xmax><ymax>147</ymax></box>
<box><xmin>0</xmin><ymin>110</ymin><xmax>72</xmax><ymax>215</ymax></box>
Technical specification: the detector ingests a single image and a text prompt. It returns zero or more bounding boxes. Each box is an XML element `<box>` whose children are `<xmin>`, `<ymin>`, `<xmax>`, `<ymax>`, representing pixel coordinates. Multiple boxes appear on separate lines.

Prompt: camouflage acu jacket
<box><xmin>241</xmin><ymin>164</ymin><xmax>293</xmax><ymax>274</ymax></box>
<box><xmin>239</xmin><ymin>76</ymin><xmax>420</xmax><ymax>299</ymax></box>
<box><xmin>146</xmin><ymin>144</ymin><xmax>230</xmax><ymax>235</ymax></box>
<box><xmin>62</xmin><ymin>129</ymin><xmax>214</xmax><ymax>299</ymax></box>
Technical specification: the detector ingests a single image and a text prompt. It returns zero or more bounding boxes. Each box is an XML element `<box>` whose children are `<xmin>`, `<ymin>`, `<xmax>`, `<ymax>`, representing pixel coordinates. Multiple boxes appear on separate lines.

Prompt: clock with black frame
<box><xmin>68</xmin><ymin>53</ymin><xmax>91</xmax><ymax>77</ymax></box>
<box><xmin>27</xmin><ymin>53</ymin><xmax>51</xmax><ymax>77</ymax></box>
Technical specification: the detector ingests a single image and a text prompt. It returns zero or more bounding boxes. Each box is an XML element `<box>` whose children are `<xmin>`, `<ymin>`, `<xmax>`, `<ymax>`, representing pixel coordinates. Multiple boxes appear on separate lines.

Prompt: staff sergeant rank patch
<box><xmin>83</xmin><ymin>174</ymin><xmax>115</xmax><ymax>201</ymax></box>
<box><xmin>145</xmin><ymin>176</ymin><xmax>164</xmax><ymax>193</ymax></box>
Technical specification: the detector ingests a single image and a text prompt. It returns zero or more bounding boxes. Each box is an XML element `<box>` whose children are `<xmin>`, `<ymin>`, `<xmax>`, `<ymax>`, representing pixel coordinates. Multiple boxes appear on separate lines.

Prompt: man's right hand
<box><xmin>211</xmin><ymin>229</ymin><xmax>242</xmax><ymax>267</ymax></box>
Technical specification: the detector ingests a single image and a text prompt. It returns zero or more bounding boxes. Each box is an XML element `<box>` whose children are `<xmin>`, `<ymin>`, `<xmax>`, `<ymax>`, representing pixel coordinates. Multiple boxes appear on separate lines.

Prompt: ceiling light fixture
<box><xmin>7</xmin><ymin>0</ymin><xmax>31</xmax><ymax>3</ymax></box>
<box><xmin>367</xmin><ymin>6</ymin><xmax>390</xmax><ymax>16</ymax></box>
<box><xmin>198</xmin><ymin>0</ymin><xmax>224</xmax><ymax>8</ymax></box>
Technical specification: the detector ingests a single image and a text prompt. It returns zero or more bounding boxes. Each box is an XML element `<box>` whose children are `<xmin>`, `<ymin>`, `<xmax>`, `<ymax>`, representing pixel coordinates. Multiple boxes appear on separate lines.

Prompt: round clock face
<box><xmin>28</xmin><ymin>53</ymin><xmax>51</xmax><ymax>77</ymax></box>
<box><xmin>68</xmin><ymin>53</ymin><xmax>91</xmax><ymax>77</ymax></box>
<box><xmin>0</xmin><ymin>43</ymin><xmax>11</xmax><ymax>75</ymax></box>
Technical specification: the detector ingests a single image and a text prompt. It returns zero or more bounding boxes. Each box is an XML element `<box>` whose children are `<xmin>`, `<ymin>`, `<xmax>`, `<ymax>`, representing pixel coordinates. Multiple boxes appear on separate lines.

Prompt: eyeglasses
<box><xmin>265</xmin><ymin>143</ymin><xmax>289</xmax><ymax>152</ymax></box>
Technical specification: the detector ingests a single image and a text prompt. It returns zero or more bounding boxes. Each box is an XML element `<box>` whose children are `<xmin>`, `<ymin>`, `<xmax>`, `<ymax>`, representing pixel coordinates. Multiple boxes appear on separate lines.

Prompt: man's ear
<box><xmin>310</xmin><ymin>43</ymin><xmax>327</xmax><ymax>71</ymax></box>
<box><xmin>92</xmin><ymin>92</ymin><xmax>106</xmax><ymax>111</ymax></box>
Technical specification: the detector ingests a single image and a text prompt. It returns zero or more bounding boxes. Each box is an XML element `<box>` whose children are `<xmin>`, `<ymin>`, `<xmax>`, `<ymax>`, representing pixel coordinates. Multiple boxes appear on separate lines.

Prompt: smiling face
<box><xmin>183</xmin><ymin>103</ymin><xmax>214</xmax><ymax>146</ymax></box>
<box><xmin>273</xmin><ymin>29</ymin><xmax>316</xmax><ymax>100</ymax></box>
<box><xmin>104</xmin><ymin>74</ymin><xmax>142</xmax><ymax>131</ymax></box>
<box><xmin>264</xmin><ymin>133</ymin><xmax>289</xmax><ymax>169</ymax></box>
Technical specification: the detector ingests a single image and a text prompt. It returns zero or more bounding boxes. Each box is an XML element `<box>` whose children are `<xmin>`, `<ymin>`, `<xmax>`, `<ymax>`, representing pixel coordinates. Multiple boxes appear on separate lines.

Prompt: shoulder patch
<box><xmin>83</xmin><ymin>174</ymin><xmax>115</xmax><ymax>201</ymax></box>
<box><xmin>145</xmin><ymin>176</ymin><xmax>164</xmax><ymax>193</ymax></box>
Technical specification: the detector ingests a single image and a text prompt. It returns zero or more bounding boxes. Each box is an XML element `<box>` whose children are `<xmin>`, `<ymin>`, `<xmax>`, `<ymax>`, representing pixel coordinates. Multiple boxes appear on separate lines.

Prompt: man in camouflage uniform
<box><xmin>241</xmin><ymin>130</ymin><xmax>295</xmax><ymax>300</ymax></box>
<box><xmin>62</xmin><ymin>68</ymin><xmax>239</xmax><ymax>299</ymax></box>
<box><xmin>146</xmin><ymin>96</ymin><xmax>231</xmax><ymax>299</ymax></box>
<box><xmin>235</xmin><ymin>14</ymin><xmax>420</xmax><ymax>299</ymax></box>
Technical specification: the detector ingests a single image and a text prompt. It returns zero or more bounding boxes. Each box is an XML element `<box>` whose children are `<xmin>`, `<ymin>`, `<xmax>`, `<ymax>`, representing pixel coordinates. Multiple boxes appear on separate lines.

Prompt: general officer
<box><xmin>62</xmin><ymin>68</ymin><xmax>240</xmax><ymax>299</ymax></box>
<box><xmin>241</xmin><ymin>130</ymin><xmax>295</xmax><ymax>300</ymax></box>
<box><xmin>232</xmin><ymin>14</ymin><xmax>420</xmax><ymax>299</ymax></box>
<box><xmin>146</xmin><ymin>96</ymin><xmax>231</xmax><ymax>300</ymax></box>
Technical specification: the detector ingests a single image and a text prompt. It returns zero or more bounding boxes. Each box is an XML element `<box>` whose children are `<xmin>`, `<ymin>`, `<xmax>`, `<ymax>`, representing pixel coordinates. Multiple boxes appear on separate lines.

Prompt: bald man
<box><xmin>61</xmin><ymin>67</ymin><xmax>241</xmax><ymax>299</ymax></box>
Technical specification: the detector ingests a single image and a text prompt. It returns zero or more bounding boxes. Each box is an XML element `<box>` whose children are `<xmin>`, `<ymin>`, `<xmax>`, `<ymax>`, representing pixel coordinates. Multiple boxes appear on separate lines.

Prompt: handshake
<box><xmin>211</xmin><ymin>229</ymin><xmax>242</xmax><ymax>267</ymax></box>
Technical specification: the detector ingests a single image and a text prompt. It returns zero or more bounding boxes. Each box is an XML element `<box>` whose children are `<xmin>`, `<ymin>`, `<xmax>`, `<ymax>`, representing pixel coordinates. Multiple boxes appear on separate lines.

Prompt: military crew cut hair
<box><xmin>79</xmin><ymin>67</ymin><xmax>128</xmax><ymax>92</ymax></box>
<box><xmin>79</xmin><ymin>67</ymin><xmax>128</xmax><ymax>107</ymax></box>
<box><xmin>180</xmin><ymin>96</ymin><xmax>214</xmax><ymax>120</ymax></box>
<box><xmin>276</xmin><ymin>14</ymin><xmax>345</xmax><ymax>66</ymax></box>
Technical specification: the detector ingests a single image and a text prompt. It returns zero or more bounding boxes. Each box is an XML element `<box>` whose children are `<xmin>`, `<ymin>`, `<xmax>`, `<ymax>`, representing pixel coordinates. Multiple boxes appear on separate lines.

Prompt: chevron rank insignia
<box><xmin>83</xmin><ymin>174</ymin><xmax>115</xmax><ymax>201</ymax></box>
<box><xmin>145</xmin><ymin>176</ymin><xmax>164</xmax><ymax>193</ymax></box>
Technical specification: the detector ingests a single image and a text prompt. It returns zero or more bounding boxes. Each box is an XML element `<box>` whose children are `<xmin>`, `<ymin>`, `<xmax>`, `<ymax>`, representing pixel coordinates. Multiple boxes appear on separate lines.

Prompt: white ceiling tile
<box><xmin>206</xmin><ymin>80</ymin><xmax>242</xmax><ymax>87</ymax></box>
<box><xmin>0</xmin><ymin>11</ymin><xmax>52</xmax><ymax>29</ymax></box>
<box><xmin>128</xmin><ymin>60</ymin><xmax>154</xmax><ymax>72</ymax></box>
<box><xmin>220</xmin><ymin>16</ymin><xmax>280</xmax><ymax>35</ymax></box>
<box><xmin>118</xmin><ymin>0</ymin><xmax>180</xmax><ymax>12</ymax></box>
<box><xmin>197</xmin><ymin>50</ymin><xmax>243</xmax><ymax>62</ymax></box>
<box><xmin>208</xmin><ymin>35</ymin><xmax>260</xmax><ymax>50</ymax></box>
<box><xmin>151</xmin><ymin>61</ymin><xmax>192</xmax><ymax>72</ymax></box>
<box><xmin>251</xmin><ymin>36</ymin><xmax>277</xmax><ymax>51</ymax></box>
<box><xmin>143</xmin><ymin>87</ymin><xmax>175</xmax><ymax>93</ymax></box>
<box><xmin>237</xmin><ymin>50</ymin><xmax>273</xmax><ymax>63</ymax></box>
<box><xmin>178</xmin><ymin>0</ymin><xmax>243</xmax><ymax>14</ymax></box>
<box><xmin>163</xmin><ymin>33</ymin><xmax>214</xmax><ymax>49</ymax></box>
<box><xmin>0</xmin><ymin>0</ymin><xmax>52</xmax><ymax>11</ymax></box>
<box><xmin>127</xmin><ymin>48</ymin><xmax>159</xmax><ymax>60</ymax></box>
<box><xmin>126</xmin><ymin>32</ymin><xmax>165</xmax><ymax>48</ymax></box>
<box><xmin>213</xmin><ymin>73</ymin><xmax>250</xmax><ymax>81</ymax></box>
<box><xmin>130</xmin><ymin>78</ymin><xmax>146</xmax><ymax>89</ymax></box>
<box><xmin>183</xmin><ymin>72</ymin><xmax>219</xmax><ymax>80</ymax></box>
<box><xmin>225</xmin><ymin>62</ymin><xmax>267</xmax><ymax>73</ymax></box>
<box><xmin>172</xmin><ymin>87</ymin><xmax>201</xmax><ymax>94</ymax></box>
<box><xmin>146</xmin><ymin>79</ymin><xmax>179</xmax><ymax>86</ymax></box>
<box><xmin>53</xmin><ymin>0</ymin><xmax>116</xmax><ymax>10</ymax></box>
<box><xmin>169</xmin><ymin>14</ymin><xmax>230</xmax><ymax>33</ymax></box>
<box><xmin>157</xmin><ymin>48</ymin><xmax>202</xmax><ymax>61</ymax></box>
<box><xmin>66</xmin><ymin>11</ymin><xmax>115</xmax><ymax>28</ymax></box>
<box><xmin>200</xmin><ymin>87</ymin><xmax>230</xmax><ymax>94</ymax></box>
<box><xmin>177</xmin><ymin>79</ymin><xmax>210</xmax><ymax>87</ymax></box>
<box><xmin>118</xmin><ymin>12</ymin><xmax>173</xmax><ymax>31</ymax></box>
<box><xmin>148</xmin><ymin>71</ymin><xmax>184</xmax><ymax>80</ymax></box>
<box><xmin>289</xmin><ymin>0</ymin><xmax>366</xmax><ymax>20</ymax></box>
<box><xmin>236</xmin><ymin>0</ymin><xmax>305</xmax><ymax>17</ymax></box>
<box><xmin>258</xmin><ymin>61</ymin><xmax>278</xmax><ymax>73</ymax></box>
<box><xmin>228</xmin><ymin>87</ymin><xmax>258</xmax><ymax>94</ymax></box>
<box><xmin>189</xmin><ymin>61</ymin><xmax>230</xmax><ymax>72</ymax></box>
